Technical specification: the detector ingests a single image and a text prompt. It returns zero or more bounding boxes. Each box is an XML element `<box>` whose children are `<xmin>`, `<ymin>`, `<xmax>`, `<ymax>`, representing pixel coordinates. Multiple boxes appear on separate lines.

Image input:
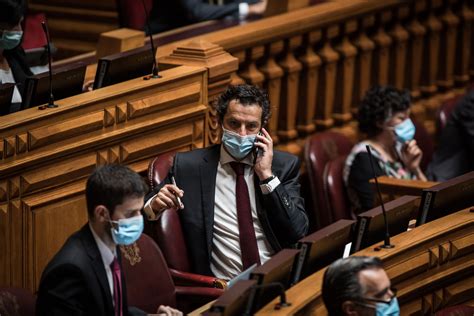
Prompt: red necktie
<box><xmin>230</xmin><ymin>162</ymin><xmax>261</xmax><ymax>269</ymax></box>
<box><xmin>110</xmin><ymin>258</ymin><xmax>123</xmax><ymax>316</ymax></box>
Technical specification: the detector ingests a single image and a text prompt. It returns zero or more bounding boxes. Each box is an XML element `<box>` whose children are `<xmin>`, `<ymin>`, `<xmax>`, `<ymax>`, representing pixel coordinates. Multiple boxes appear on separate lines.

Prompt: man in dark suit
<box><xmin>36</xmin><ymin>165</ymin><xmax>182</xmax><ymax>316</ymax></box>
<box><xmin>322</xmin><ymin>256</ymin><xmax>399</xmax><ymax>316</ymax></box>
<box><xmin>147</xmin><ymin>0</ymin><xmax>267</xmax><ymax>34</ymax></box>
<box><xmin>144</xmin><ymin>84</ymin><xmax>308</xmax><ymax>280</ymax></box>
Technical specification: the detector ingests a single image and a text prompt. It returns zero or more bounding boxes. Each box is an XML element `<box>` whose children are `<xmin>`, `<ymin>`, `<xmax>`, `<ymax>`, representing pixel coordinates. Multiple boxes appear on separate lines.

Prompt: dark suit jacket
<box><xmin>148</xmin><ymin>0</ymin><xmax>259</xmax><ymax>34</ymax></box>
<box><xmin>2</xmin><ymin>46</ymin><xmax>32</xmax><ymax>114</ymax></box>
<box><xmin>36</xmin><ymin>224</ymin><xmax>145</xmax><ymax>316</ymax></box>
<box><xmin>146</xmin><ymin>145</ymin><xmax>308</xmax><ymax>276</ymax></box>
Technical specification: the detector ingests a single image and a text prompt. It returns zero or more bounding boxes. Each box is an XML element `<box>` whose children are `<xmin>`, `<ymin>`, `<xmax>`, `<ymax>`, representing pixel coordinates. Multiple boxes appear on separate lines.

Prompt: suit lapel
<box><xmin>82</xmin><ymin>225</ymin><xmax>114</xmax><ymax>315</ymax></box>
<box><xmin>200</xmin><ymin>145</ymin><xmax>220</xmax><ymax>259</ymax></box>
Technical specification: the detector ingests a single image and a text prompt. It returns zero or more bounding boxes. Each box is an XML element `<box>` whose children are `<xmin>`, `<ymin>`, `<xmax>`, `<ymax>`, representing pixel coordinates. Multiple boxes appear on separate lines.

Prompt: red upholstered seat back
<box><xmin>436</xmin><ymin>94</ymin><xmax>463</xmax><ymax>137</ymax></box>
<box><xmin>121</xmin><ymin>234</ymin><xmax>177</xmax><ymax>313</ymax></box>
<box><xmin>22</xmin><ymin>13</ymin><xmax>48</xmax><ymax>50</ymax></box>
<box><xmin>155</xmin><ymin>208</ymin><xmax>191</xmax><ymax>272</ymax></box>
<box><xmin>305</xmin><ymin>131</ymin><xmax>354</xmax><ymax>229</ymax></box>
<box><xmin>116</xmin><ymin>0</ymin><xmax>153</xmax><ymax>30</ymax></box>
<box><xmin>323</xmin><ymin>155</ymin><xmax>354</xmax><ymax>222</ymax></box>
<box><xmin>0</xmin><ymin>287</ymin><xmax>36</xmax><ymax>316</ymax></box>
<box><xmin>147</xmin><ymin>151</ymin><xmax>191</xmax><ymax>272</ymax></box>
<box><xmin>412</xmin><ymin>117</ymin><xmax>434</xmax><ymax>172</ymax></box>
<box><xmin>435</xmin><ymin>305</ymin><xmax>474</xmax><ymax>316</ymax></box>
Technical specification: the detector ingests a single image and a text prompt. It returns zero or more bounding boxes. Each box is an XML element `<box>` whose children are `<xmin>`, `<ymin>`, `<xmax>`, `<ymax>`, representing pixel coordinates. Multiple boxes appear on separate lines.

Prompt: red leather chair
<box><xmin>0</xmin><ymin>287</ymin><xmax>36</xmax><ymax>316</ymax></box>
<box><xmin>323</xmin><ymin>155</ymin><xmax>354</xmax><ymax>223</ymax></box>
<box><xmin>435</xmin><ymin>305</ymin><xmax>474</xmax><ymax>316</ymax></box>
<box><xmin>21</xmin><ymin>13</ymin><xmax>48</xmax><ymax>50</ymax></box>
<box><xmin>305</xmin><ymin>131</ymin><xmax>354</xmax><ymax>230</ymax></box>
<box><xmin>116</xmin><ymin>0</ymin><xmax>152</xmax><ymax>30</ymax></box>
<box><xmin>436</xmin><ymin>94</ymin><xmax>463</xmax><ymax>138</ymax></box>
<box><xmin>120</xmin><ymin>234</ymin><xmax>222</xmax><ymax>314</ymax></box>
<box><xmin>412</xmin><ymin>117</ymin><xmax>434</xmax><ymax>172</ymax></box>
<box><xmin>146</xmin><ymin>151</ymin><xmax>226</xmax><ymax>289</ymax></box>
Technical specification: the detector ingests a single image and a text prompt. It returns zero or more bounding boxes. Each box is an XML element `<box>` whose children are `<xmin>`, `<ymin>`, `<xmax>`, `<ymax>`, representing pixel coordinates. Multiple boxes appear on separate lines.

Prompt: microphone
<box><xmin>40</xmin><ymin>21</ymin><xmax>57</xmax><ymax>109</ymax></box>
<box><xmin>243</xmin><ymin>282</ymin><xmax>291</xmax><ymax>315</ymax></box>
<box><xmin>366</xmin><ymin>145</ymin><xmax>394</xmax><ymax>249</ymax></box>
<box><xmin>141</xmin><ymin>0</ymin><xmax>161</xmax><ymax>79</ymax></box>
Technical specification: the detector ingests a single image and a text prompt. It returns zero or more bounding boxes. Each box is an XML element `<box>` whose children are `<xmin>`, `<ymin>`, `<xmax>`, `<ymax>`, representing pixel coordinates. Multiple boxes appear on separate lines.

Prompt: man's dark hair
<box><xmin>0</xmin><ymin>0</ymin><xmax>25</xmax><ymax>28</ymax></box>
<box><xmin>215</xmin><ymin>84</ymin><xmax>271</xmax><ymax>126</ymax></box>
<box><xmin>85</xmin><ymin>164</ymin><xmax>148</xmax><ymax>218</ymax></box>
<box><xmin>322</xmin><ymin>256</ymin><xmax>383</xmax><ymax>316</ymax></box>
<box><xmin>357</xmin><ymin>85</ymin><xmax>411</xmax><ymax>137</ymax></box>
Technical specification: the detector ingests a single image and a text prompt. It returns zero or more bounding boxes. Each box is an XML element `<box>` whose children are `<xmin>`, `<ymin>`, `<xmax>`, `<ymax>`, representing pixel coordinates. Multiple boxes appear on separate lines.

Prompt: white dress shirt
<box><xmin>89</xmin><ymin>223</ymin><xmax>116</xmax><ymax>304</ymax></box>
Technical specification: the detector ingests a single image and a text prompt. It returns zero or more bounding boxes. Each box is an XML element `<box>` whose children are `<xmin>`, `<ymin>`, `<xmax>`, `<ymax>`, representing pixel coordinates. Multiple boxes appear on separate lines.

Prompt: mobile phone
<box><xmin>253</xmin><ymin>131</ymin><xmax>264</xmax><ymax>165</ymax></box>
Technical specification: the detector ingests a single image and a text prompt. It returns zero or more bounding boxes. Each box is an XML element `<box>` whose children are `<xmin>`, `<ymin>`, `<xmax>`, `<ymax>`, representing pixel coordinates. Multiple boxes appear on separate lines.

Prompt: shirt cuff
<box><xmin>239</xmin><ymin>3</ymin><xmax>249</xmax><ymax>18</ymax></box>
<box><xmin>259</xmin><ymin>176</ymin><xmax>281</xmax><ymax>195</ymax></box>
<box><xmin>143</xmin><ymin>194</ymin><xmax>161</xmax><ymax>221</ymax></box>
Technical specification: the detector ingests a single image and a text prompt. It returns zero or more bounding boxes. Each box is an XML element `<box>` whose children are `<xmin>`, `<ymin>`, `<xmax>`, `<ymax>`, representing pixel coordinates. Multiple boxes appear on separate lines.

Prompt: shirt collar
<box><xmin>89</xmin><ymin>222</ymin><xmax>116</xmax><ymax>266</ymax></box>
<box><xmin>220</xmin><ymin>145</ymin><xmax>254</xmax><ymax>167</ymax></box>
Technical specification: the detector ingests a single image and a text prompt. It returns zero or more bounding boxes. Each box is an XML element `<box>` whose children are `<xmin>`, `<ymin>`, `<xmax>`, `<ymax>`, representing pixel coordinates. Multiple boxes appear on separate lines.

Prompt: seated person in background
<box><xmin>36</xmin><ymin>164</ymin><xmax>182</xmax><ymax>316</ymax></box>
<box><xmin>147</xmin><ymin>0</ymin><xmax>268</xmax><ymax>34</ymax></box>
<box><xmin>144</xmin><ymin>84</ymin><xmax>308</xmax><ymax>280</ymax></box>
<box><xmin>322</xmin><ymin>256</ymin><xmax>399</xmax><ymax>316</ymax></box>
<box><xmin>343</xmin><ymin>85</ymin><xmax>427</xmax><ymax>214</ymax></box>
<box><xmin>427</xmin><ymin>89</ymin><xmax>474</xmax><ymax>181</ymax></box>
<box><xmin>0</xmin><ymin>0</ymin><xmax>32</xmax><ymax>115</ymax></box>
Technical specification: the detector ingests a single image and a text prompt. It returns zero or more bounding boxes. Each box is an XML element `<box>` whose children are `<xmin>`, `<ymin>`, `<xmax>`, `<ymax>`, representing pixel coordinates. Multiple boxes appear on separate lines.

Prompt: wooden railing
<box><xmin>256</xmin><ymin>207</ymin><xmax>474</xmax><ymax>315</ymax></box>
<box><xmin>156</xmin><ymin>0</ymin><xmax>474</xmax><ymax>155</ymax></box>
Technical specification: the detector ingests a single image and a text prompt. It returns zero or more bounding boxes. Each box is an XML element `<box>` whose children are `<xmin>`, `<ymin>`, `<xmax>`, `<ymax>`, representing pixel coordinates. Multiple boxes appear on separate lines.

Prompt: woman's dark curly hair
<box><xmin>215</xmin><ymin>84</ymin><xmax>271</xmax><ymax>126</ymax></box>
<box><xmin>357</xmin><ymin>85</ymin><xmax>411</xmax><ymax>137</ymax></box>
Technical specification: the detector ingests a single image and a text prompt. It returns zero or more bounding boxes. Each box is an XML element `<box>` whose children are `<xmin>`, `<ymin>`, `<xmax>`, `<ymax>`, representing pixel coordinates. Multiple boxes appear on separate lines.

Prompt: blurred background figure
<box><xmin>0</xmin><ymin>0</ymin><xmax>32</xmax><ymax>114</ymax></box>
<box><xmin>427</xmin><ymin>89</ymin><xmax>474</xmax><ymax>181</ymax></box>
<box><xmin>343</xmin><ymin>86</ymin><xmax>427</xmax><ymax>214</ymax></box>
<box><xmin>146</xmin><ymin>0</ymin><xmax>268</xmax><ymax>34</ymax></box>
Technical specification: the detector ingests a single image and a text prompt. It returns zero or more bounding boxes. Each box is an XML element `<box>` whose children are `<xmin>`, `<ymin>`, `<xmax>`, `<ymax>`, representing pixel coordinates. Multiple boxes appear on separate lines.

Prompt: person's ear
<box><xmin>342</xmin><ymin>301</ymin><xmax>359</xmax><ymax>316</ymax></box>
<box><xmin>94</xmin><ymin>205</ymin><xmax>109</xmax><ymax>222</ymax></box>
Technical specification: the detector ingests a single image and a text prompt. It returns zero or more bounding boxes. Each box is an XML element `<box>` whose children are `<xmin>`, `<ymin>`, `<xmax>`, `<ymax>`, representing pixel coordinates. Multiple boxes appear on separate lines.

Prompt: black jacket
<box><xmin>2</xmin><ymin>46</ymin><xmax>32</xmax><ymax>114</ymax></box>
<box><xmin>36</xmin><ymin>224</ymin><xmax>145</xmax><ymax>316</ymax></box>
<box><xmin>146</xmin><ymin>145</ymin><xmax>308</xmax><ymax>276</ymax></box>
<box><xmin>147</xmin><ymin>0</ymin><xmax>259</xmax><ymax>34</ymax></box>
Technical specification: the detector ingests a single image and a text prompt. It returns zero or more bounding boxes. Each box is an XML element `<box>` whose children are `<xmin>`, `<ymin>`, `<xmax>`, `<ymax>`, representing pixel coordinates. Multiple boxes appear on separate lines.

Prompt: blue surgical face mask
<box><xmin>0</xmin><ymin>30</ymin><xmax>23</xmax><ymax>50</ymax></box>
<box><xmin>375</xmin><ymin>297</ymin><xmax>400</xmax><ymax>316</ymax></box>
<box><xmin>222</xmin><ymin>128</ymin><xmax>257</xmax><ymax>160</ymax></box>
<box><xmin>109</xmin><ymin>214</ymin><xmax>144</xmax><ymax>246</ymax></box>
<box><xmin>393</xmin><ymin>118</ymin><xmax>415</xmax><ymax>143</ymax></box>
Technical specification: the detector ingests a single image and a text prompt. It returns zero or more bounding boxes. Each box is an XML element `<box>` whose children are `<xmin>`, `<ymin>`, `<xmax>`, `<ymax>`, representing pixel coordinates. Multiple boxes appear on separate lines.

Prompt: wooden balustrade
<box><xmin>155</xmin><ymin>0</ymin><xmax>473</xmax><ymax>155</ymax></box>
<box><xmin>257</xmin><ymin>207</ymin><xmax>474</xmax><ymax>315</ymax></box>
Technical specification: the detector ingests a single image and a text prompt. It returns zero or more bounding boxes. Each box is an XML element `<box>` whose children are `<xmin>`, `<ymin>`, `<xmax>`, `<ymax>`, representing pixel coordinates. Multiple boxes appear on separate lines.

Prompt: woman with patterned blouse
<box><xmin>343</xmin><ymin>85</ymin><xmax>427</xmax><ymax>214</ymax></box>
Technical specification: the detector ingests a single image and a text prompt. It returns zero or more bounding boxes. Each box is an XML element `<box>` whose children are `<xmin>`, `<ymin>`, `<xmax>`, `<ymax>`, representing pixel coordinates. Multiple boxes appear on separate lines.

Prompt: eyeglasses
<box><xmin>361</xmin><ymin>287</ymin><xmax>398</xmax><ymax>306</ymax></box>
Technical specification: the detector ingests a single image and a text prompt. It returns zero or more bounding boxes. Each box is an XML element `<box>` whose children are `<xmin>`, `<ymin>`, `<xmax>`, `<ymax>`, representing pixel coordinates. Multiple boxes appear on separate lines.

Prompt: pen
<box><xmin>171</xmin><ymin>175</ymin><xmax>184</xmax><ymax>210</ymax></box>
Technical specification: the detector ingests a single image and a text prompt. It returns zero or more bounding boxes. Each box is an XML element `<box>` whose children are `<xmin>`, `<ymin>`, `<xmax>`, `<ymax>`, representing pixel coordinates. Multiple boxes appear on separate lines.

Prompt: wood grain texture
<box><xmin>256</xmin><ymin>208</ymin><xmax>474</xmax><ymax>315</ymax></box>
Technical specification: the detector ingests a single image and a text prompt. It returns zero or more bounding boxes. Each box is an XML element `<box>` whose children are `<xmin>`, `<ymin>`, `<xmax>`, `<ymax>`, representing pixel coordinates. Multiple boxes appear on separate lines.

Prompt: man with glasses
<box><xmin>322</xmin><ymin>256</ymin><xmax>399</xmax><ymax>316</ymax></box>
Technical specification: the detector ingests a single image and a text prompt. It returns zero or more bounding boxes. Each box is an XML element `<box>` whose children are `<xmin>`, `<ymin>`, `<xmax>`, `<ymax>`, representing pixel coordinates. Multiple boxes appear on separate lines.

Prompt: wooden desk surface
<box><xmin>256</xmin><ymin>207</ymin><xmax>474</xmax><ymax>315</ymax></box>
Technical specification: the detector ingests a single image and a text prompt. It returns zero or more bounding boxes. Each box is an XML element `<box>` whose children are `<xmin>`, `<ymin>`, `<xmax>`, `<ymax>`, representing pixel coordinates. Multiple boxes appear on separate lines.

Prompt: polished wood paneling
<box><xmin>257</xmin><ymin>208</ymin><xmax>474</xmax><ymax>315</ymax></box>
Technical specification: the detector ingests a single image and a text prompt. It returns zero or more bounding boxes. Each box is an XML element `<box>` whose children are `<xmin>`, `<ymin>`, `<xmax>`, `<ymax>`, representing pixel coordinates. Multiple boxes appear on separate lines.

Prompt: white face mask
<box><xmin>0</xmin><ymin>30</ymin><xmax>23</xmax><ymax>50</ymax></box>
<box><xmin>108</xmin><ymin>214</ymin><xmax>144</xmax><ymax>246</ymax></box>
<box><xmin>221</xmin><ymin>127</ymin><xmax>257</xmax><ymax>160</ymax></box>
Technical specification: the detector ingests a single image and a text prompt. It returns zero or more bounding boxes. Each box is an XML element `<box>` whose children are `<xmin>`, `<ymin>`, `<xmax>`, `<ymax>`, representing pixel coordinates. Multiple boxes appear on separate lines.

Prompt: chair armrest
<box><xmin>170</xmin><ymin>268</ymin><xmax>227</xmax><ymax>289</ymax></box>
<box><xmin>370</xmin><ymin>176</ymin><xmax>439</xmax><ymax>196</ymax></box>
